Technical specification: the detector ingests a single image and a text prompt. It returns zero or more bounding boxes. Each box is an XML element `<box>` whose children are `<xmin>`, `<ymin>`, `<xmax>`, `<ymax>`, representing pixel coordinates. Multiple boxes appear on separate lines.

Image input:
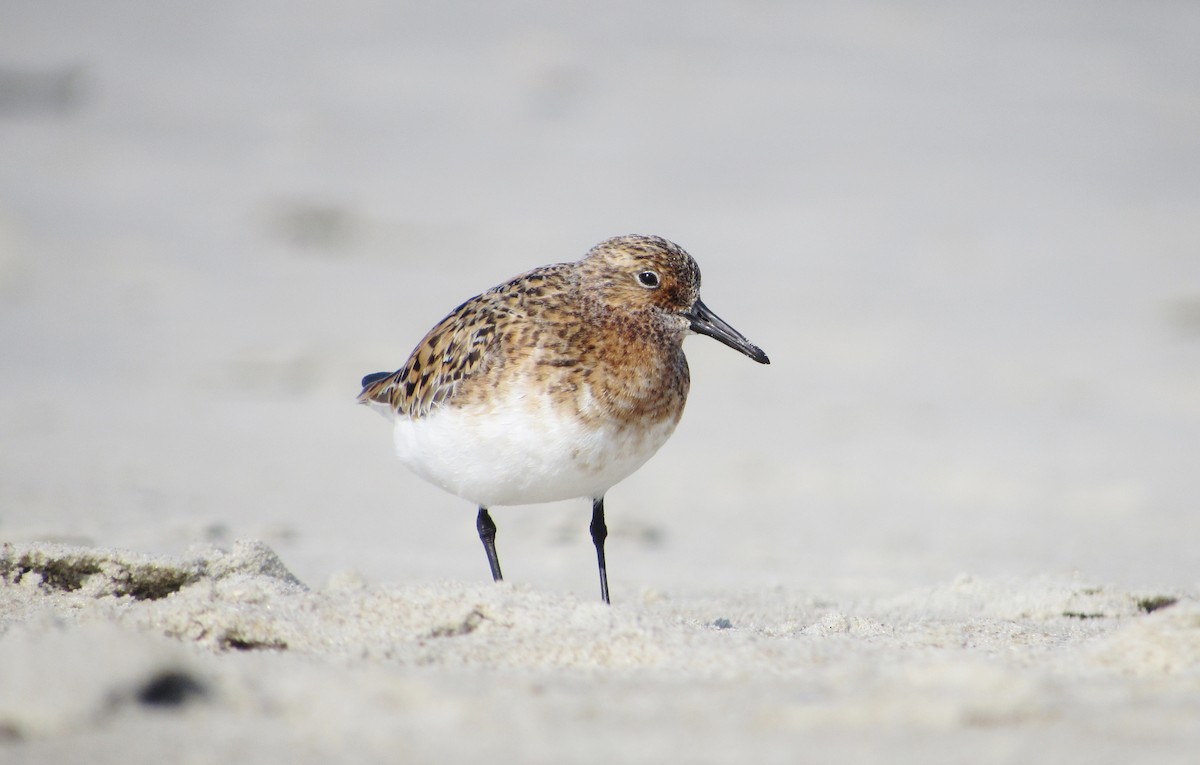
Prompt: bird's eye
<box><xmin>637</xmin><ymin>271</ymin><xmax>660</xmax><ymax>289</ymax></box>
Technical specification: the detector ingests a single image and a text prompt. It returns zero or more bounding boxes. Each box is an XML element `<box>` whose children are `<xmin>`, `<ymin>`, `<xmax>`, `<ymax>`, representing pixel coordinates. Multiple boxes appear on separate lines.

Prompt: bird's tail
<box><xmin>357</xmin><ymin>370</ymin><xmax>401</xmax><ymax>416</ymax></box>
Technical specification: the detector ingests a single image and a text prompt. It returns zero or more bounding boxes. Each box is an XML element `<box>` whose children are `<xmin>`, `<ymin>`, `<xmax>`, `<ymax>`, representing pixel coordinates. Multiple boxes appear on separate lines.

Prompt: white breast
<box><xmin>390</xmin><ymin>390</ymin><xmax>679</xmax><ymax>507</ymax></box>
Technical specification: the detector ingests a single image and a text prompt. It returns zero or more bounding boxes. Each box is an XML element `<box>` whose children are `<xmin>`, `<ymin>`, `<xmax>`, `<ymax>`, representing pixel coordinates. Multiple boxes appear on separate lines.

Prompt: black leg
<box><xmin>590</xmin><ymin>497</ymin><xmax>610</xmax><ymax>604</ymax></box>
<box><xmin>476</xmin><ymin>507</ymin><xmax>503</xmax><ymax>582</ymax></box>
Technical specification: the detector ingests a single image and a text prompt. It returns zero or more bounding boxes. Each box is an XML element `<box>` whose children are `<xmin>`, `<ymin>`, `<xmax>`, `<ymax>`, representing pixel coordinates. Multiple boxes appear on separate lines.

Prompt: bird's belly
<box><xmin>392</xmin><ymin>396</ymin><xmax>679</xmax><ymax>507</ymax></box>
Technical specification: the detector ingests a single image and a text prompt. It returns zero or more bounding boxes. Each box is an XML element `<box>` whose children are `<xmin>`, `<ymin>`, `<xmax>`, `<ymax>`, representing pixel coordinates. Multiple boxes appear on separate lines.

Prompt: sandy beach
<box><xmin>2</xmin><ymin>1</ymin><xmax>1199</xmax><ymax>762</ymax></box>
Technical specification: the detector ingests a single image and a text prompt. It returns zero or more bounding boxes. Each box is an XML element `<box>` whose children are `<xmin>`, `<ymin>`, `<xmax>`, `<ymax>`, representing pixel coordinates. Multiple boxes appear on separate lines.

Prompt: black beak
<box><xmin>685</xmin><ymin>298</ymin><xmax>770</xmax><ymax>364</ymax></box>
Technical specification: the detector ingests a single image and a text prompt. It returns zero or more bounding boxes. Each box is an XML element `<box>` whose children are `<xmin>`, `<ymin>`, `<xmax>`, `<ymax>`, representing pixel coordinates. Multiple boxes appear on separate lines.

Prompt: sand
<box><xmin>2</xmin><ymin>1</ymin><xmax>1200</xmax><ymax>762</ymax></box>
<box><xmin>3</xmin><ymin>540</ymin><xmax>1198</xmax><ymax>764</ymax></box>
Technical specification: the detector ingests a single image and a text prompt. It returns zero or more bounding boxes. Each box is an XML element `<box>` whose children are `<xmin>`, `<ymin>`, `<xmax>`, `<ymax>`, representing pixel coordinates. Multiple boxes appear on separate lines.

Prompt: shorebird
<box><xmin>359</xmin><ymin>234</ymin><xmax>769</xmax><ymax>602</ymax></box>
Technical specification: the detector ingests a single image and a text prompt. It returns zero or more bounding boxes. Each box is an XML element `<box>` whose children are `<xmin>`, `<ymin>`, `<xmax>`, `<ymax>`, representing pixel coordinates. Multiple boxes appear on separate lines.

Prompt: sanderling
<box><xmin>359</xmin><ymin>234</ymin><xmax>769</xmax><ymax>603</ymax></box>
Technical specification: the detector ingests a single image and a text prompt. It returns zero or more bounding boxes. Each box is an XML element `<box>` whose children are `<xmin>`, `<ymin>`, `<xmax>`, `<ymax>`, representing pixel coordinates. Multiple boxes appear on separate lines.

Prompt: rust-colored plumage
<box><xmin>358</xmin><ymin>235</ymin><xmax>710</xmax><ymax>424</ymax></box>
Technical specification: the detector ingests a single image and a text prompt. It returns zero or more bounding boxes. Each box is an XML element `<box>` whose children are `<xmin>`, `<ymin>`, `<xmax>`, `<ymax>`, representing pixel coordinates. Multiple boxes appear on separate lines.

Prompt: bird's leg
<box><xmin>590</xmin><ymin>497</ymin><xmax>610</xmax><ymax>604</ymax></box>
<box><xmin>476</xmin><ymin>507</ymin><xmax>503</xmax><ymax>582</ymax></box>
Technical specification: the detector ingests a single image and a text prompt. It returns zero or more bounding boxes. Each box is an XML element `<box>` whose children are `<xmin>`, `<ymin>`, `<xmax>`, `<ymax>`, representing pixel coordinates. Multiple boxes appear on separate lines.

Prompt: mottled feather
<box><xmin>357</xmin><ymin>262</ymin><xmax>575</xmax><ymax>418</ymax></box>
<box><xmin>356</xmin><ymin>235</ymin><xmax>715</xmax><ymax>425</ymax></box>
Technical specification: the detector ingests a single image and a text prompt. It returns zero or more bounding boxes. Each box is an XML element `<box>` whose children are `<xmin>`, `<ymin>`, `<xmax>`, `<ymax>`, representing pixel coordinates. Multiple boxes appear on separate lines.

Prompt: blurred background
<box><xmin>1</xmin><ymin>1</ymin><xmax>1197</xmax><ymax>596</ymax></box>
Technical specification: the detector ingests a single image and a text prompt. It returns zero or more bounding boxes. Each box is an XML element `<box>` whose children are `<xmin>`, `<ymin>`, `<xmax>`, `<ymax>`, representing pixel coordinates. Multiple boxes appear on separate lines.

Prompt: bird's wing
<box><xmin>357</xmin><ymin>263</ymin><xmax>572</xmax><ymax>418</ymax></box>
